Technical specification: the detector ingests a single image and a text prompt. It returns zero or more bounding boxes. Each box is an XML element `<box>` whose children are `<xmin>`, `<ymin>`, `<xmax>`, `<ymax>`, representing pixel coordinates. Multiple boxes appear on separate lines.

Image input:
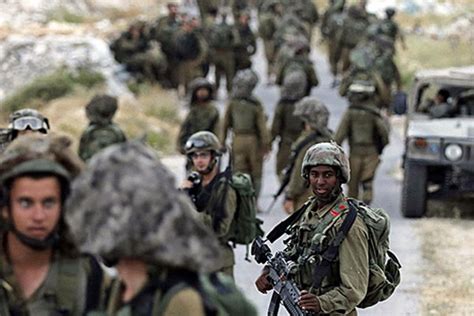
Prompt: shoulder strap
<box><xmin>56</xmin><ymin>257</ymin><xmax>83</xmax><ymax>313</ymax></box>
<box><xmin>266</xmin><ymin>198</ymin><xmax>313</xmax><ymax>243</ymax></box>
<box><xmin>85</xmin><ymin>255</ymin><xmax>105</xmax><ymax>312</ymax></box>
<box><xmin>311</xmin><ymin>203</ymin><xmax>358</xmax><ymax>290</ymax></box>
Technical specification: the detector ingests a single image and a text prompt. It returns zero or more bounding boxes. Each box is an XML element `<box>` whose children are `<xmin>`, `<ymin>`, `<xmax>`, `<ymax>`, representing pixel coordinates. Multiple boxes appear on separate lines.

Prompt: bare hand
<box><xmin>298</xmin><ymin>290</ymin><xmax>321</xmax><ymax>313</ymax></box>
<box><xmin>283</xmin><ymin>199</ymin><xmax>294</xmax><ymax>214</ymax></box>
<box><xmin>255</xmin><ymin>270</ymin><xmax>273</xmax><ymax>294</ymax></box>
<box><xmin>180</xmin><ymin>179</ymin><xmax>194</xmax><ymax>190</ymax></box>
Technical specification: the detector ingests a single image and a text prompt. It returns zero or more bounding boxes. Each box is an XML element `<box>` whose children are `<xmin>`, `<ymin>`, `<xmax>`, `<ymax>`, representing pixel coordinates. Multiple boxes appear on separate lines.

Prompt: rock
<box><xmin>0</xmin><ymin>34</ymin><xmax>131</xmax><ymax>100</ymax></box>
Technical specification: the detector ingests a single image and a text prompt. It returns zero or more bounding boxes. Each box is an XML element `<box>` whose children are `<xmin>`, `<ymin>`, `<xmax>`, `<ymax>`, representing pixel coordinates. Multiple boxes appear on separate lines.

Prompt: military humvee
<box><xmin>400</xmin><ymin>66</ymin><xmax>474</xmax><ymax>217</ymax></box>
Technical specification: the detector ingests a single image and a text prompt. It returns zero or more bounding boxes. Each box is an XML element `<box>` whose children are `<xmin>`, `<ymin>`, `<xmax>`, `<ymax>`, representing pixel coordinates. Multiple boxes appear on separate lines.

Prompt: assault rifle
<box><xmin>251</xmin><ymin>236</ymin><xmax>313</xmax><ymax>316</ymax></box>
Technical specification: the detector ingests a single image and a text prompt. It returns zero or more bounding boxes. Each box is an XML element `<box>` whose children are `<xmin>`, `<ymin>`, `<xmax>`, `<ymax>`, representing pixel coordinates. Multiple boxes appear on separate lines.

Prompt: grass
<box><xmin>47</xmin><ymin>8</ymin><xmax>87</xmax><ymax>24</ymax></box>
<box><xmin>0</xmin><ymin>68</ymin><xmax>105</xmax><ymax>117</ymax></box>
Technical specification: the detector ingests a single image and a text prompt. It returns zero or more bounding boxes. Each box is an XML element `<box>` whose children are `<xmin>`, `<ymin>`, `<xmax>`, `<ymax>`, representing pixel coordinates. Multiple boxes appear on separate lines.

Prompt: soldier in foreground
<box><xmin>181</xmin><ymin>132</ymin><xmax>237</xmax><ymax>278</ymax></box>
<box><xmin>335</xmin><ymin>80</ymin><xmax>390</xmax><ymax>205</ymax></box>
<box><xmin>283</xmin><ymin>97</ymin><xmax>333</xmax><ymax>213</ymax></box>
<box><xmin>65</xmin><ymin>140</ymin><xmax>257</xmax><ymax>315</ymax></box>
<box><xmin>78</xmin><ymin>94</ymin><xmax>127</xmax><ymax>162</ymax></box>
<box><xmin>255</xmin><ymin>142</ymin><xmax>370</xmax><ymax>314</ymax></box>
<box><xmin>0</xmin><ymin>135</ymin><xmax>110</xmax><ymax>314</ymax></box>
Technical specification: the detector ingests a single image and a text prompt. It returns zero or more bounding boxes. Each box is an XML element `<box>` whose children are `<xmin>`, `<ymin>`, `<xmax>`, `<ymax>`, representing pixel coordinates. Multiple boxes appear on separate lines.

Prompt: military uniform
<box><xmin>78</xmin><ymin>94</ymin><xmax>127</xmax><ymax>162</ymax></box>
<box><xmin>335</xmin><ymin>103</ymin><xmax>390</xmax><ymax>204</ymax></box>
<box><xmin>320</xmin><ymin>0</ymin><xmax>345</xmax><ymax>77</ymax></box>
<box><xmin>234</xmin><ymin>15</ymin><xmax>257</xmax><ymax>71</ymax></box>
<box><xmin>284</xmin><ymin>194</ymin><xmax>369</xmax><ymax>315</ymax></box>
<box><xmin>258</xmin><ymin>0</ymin><xmax>282</xmax><ymax>80</ymax></box>
<box><xmin>0</xmin><ymin>128</ymin><xmax>11</xmax><ymax>154</ymax></box>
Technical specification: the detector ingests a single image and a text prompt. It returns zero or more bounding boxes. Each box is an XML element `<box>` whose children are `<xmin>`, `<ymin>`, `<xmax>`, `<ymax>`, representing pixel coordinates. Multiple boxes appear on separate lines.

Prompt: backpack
<box><xmin>266</xmin><ymin>198</ymin><xmax>401</xmax><ymax>308</ymax></box>
<box><xmin>225</xmin><ymin>172</ymin><xmax>264</xmax><ymax>259</ymax></box>
<box><xmin>209</xmin><ymin>23</ymin><xmax>234</xmax><ymax>50</ymax></box>
<box><xmin>157</xmin><ymin>271</ymin><xmax>257</xmax><ymax>316</ymax></box>
<box><xmin>342</xmin><ymin>16</ymin><xmax>369</xmax><ymax>48</ymax></box>
<box><xmin>79</xmin><ymin>123</ymin><xmax>126</xmax><ymax>161</ymax></box>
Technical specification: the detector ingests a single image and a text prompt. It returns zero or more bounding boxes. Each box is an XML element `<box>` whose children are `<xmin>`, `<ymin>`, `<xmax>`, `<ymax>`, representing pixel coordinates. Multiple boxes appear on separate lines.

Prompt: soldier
<box><xmin>65</xmin><ymin>140</ymin><xmax>257</xmax><ymax>315</ymax></box>
<box><xmin>0</xmin><ymin>134</ymin><xmax>110</xmax><ymax>315</ymax></box>
<box><xmin>181</xmin><ymin>132</ymin><xmax>237</xmax><ymax>278</ymax></box>
<box><xmin>255</xmin><ymin>142</ymin><xmax>370</xmax><ymax>315</ymax></box>
<box><xmin>208</xmin><ymin>11</ymin><xmax>238</xmax><ymax>94</ymax></box>
<box><xmin>175</xmin><ymin>16</ymin><xmax>209</xmax><ymax>95</ymax></box>
<box><xmin>222</xmin><ymin>69</ymin><xmax>270</xmax><ymax>199</ymax></box>
<box><xmin>177</xmin><ymin>78</ymin><xmax>220</xmax><ymax>155</ymax></box>
<box><xmin>196</xmin><ymin>0</ymin><xmax>219</xmax><ymax>26</ymax></box>
<box><xmin>271</xmin><ymin>71</ymin><xmax>306</xmax><ymax>179</ymax></box>
<box><xmin>234</xmin><ymin>11</ymin><xmax>257</xmax><ymax>71</ymax></box>
<box><xmin>335</xmin><ymin>81</ymin><xmax>390</xmax><ymax>205</ymax></box>
<box><xmin>78</xmin><ymin>94</ymin><xmax>127</xmax><ymax>162</ymax></box>
<box><xmin>151</xmin><ymin>2</ymin><xmax>182</xmax><ymax>88</ymax></box>
<box><xmin>283</xmin><ymin>97</ymin><xmax>333</xmax><ymax>213</ymax></box>
<box><xmin>1</xmin><ymin>108</ymin><xmax>50</xmax><ymax>153</ymax></box>
<box><xmin>379</xmin><ymin>7</ymin><xmax>406</xmax><ymax>50</ymax></box>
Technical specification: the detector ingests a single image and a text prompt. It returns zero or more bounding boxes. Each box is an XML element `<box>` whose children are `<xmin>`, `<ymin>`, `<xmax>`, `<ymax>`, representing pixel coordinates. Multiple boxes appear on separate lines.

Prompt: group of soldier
<box><xmin>0</xmin><ymin>0</ymin><xmax>404</xmax><ymax>314</ymax></box>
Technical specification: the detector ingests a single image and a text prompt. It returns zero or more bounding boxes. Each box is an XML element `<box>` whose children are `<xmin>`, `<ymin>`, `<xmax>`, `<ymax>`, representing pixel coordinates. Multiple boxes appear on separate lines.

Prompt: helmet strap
<box><xmin>11</xmin><ymin>224</ymin><xmax>59</xmax><ymax>251</ymax></box>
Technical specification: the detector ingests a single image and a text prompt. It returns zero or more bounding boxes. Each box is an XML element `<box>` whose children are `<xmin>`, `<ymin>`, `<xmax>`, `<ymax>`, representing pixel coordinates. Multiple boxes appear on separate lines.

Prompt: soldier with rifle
<box><xmin>267</xmin><ymin>96</ymin><xmax>332</xmax><ymax>214</ymax></box>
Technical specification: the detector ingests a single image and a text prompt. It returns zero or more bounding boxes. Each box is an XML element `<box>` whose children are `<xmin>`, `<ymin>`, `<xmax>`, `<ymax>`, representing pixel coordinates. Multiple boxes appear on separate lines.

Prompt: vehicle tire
<box><xmin>401</xmin><ymin>160</ymin><xmax>427</xmax><ymax>218</ymax></box>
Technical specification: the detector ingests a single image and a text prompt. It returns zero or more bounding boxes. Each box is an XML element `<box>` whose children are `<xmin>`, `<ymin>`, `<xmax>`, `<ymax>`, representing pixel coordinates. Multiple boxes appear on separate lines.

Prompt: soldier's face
<box><xmin>308</xmin><ymin>165</ymin><xmax>338</xmax><ymax>198</ymax></box>
<box><xmin>196</xmin><ymin>88</ymin><xmax>210</xmax><ymax>100</ymax></box>
<box><xmin>4</xmin><ymin>176</ymin><xmax>62</xmax><ymax>241</ymax></box>
<box><xmin>191</xmin><ymin>150</ymin><xmax>213</xmax><ymax>173</ymax></box>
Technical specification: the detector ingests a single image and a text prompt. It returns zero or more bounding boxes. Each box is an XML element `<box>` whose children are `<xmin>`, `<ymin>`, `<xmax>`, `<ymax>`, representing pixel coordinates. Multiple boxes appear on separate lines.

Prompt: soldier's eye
<box><xmin>43</xmin><ymin>198</ymin><xmax>59</xmax><ymax>209</ymax></box>
<box><xmin>18</xmin><ymin>199</ymin><xmax>32</xmax><ymax>209</ymax></box>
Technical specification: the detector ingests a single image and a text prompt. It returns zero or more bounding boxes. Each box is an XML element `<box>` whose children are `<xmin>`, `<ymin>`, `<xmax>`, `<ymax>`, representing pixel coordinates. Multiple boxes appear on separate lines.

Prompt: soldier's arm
<box><xmin>221</xmin><ymin>102</ymin><xmax>233</xmax><ymax>144</ymax></box>
<box><xmin>214</xmin><ymin>186</ymin><xmax>238</xmax><ymax>238</ymax></box>
<box><xmin>177</xmin><ymin>114</ymin><xmax>192</xmax><ymax>154</ymax></box>
<box><xmin>307</xmin><ymin>62</ymin><xmax>319</xmax><ymax>88</ymax></box>
<box><xmin>375</xmin><ymin>115</ymin><xmax>391</xmax><ymax>148</ymax></box>
<box><xmin>316</xmin><ymin>216</ymin><xmax>369</xmax><ymax>314</ymax></box>
<box><xmin>256</xmin><ymin>103</ymin><xmax>271</xmax><ymax>150</ymax></box>
<box><xmin>334</xmin><ymin>111</ymin><xmax>350</xmax><ymax>145</ymax></box>
<box><xmin>285</xmin><ymin>146</ymin><xmax>308</xmax><ymax>200</ymax></box>
<box><xmin>374</xmin><ymin>72</ymin><xmax>391</xmax><ymax>108</ymax></box>
<box><xmin>270</xmin><ymin>102</ymin><xmax>283</xmax><ymax>141</ymax></box>
<box><xmin>211</xmin><ymin>106</ymin><xmax>223</xmax><ymax>142</ymax></box>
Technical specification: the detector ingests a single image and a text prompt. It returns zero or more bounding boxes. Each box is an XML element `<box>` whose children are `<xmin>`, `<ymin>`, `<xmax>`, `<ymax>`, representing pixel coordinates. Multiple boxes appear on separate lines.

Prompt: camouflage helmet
<box><xmin>65</xmin><ymin>141</ymin><xmax>220</xmax><ymax>272</ymax></box>
<box><xmin>184</xmin><ymin>131</ymin><xmax>223</xmax><ymax>156</ymax></box>
<box><xmin>231</xmin><ymin>69</ymin><xmax>259</xmax><ymax>99</ymax></box>
<box><xmin>0</xmin><ymin>134</ymin><xmax>83</xmax><ymax>186</ymax></box>
<box><xmin>85</xmin><ymin>94</ymin><xmax>118</xmax><ymax>125</ymax></box>
<box><xmin>281</xmin><ymin>70</ymin><xmax>307</xmax><ymax>101</ymax></box>
<box><xmin>8</xmin><ymin>108</ymin><xmax>50</xmax><ymax>135</ymax></box>
<box><xmin>293</xmin><ymin>96</ymin><xmax>329</xmax><ymax>130</ymax></box>
<box><xmin>301</xmin><ymin>141</ymin><xmax>350</xmax><ymax>183</ymax></box>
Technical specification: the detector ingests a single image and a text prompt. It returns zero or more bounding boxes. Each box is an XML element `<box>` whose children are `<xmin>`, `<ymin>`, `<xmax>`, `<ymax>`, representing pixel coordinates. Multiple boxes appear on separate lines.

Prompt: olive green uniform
<box><xmin>0</xmin><ymin>252</ymin><xmax>105</xmax><ymax>316</ymax></box>
<box><xmin>334</xmin><ymin>103</ymin><xmax>390</xmax><ymax>204</ymax></box>
<box><xmin>78</xmin><ymin>123</ymin><xmax>127</xmax><ymax>161</ymax></box>
<box><xmin>195</xmin><ymin>174</ymin><xmax>238</xmax><ymax>277</ymax></box>
<box><xmin>284</xmin><ymin>194</ymin><xmax>369</xmax><ymax>315</ymax></box>
<box><xmin>271</xmin><ymin>99</ymin><xmax>304</xmax><ymax>178</ymax></box>
<box><xmin>285</xmin><ymin>130</ymin><xmax>332</xmax><ymax>209</ymax></box>
<box><xmin>177</xmin><ymin>102</ymin><xmax>220</xmax><ymax>154</ymax></box>
<box><xmin>209</xmin><ymin>22</ymin><xmax>238</xmax><ymax>93</ymax></box>
<box><xmin>276</xmin><ymin>56</ymin><xmax>319</xmax><ymax>96</ymax></box>
<box><xmin>223</xmin><ymin>96</ymin><xmax>270</xmax><ymax>198</ymax></box>
<box><xmin>234</xmin><ymin>22</ymin><xmax>257</xmax><ymax>71</ymax></box>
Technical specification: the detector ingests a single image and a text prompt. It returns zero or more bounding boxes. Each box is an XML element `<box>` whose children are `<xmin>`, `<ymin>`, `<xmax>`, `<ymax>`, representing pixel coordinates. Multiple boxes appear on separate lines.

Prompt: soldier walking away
<box><xmin>78</xmin><ymin>94</ymin><xmax>127</xmax><ymax>162</ymax></box>
<box><xmin>65</xmin><ymin>140</ymin><xmax>257</xmax><ymax>316</ymax></box>
<box><xmin>222</xmin><ymin>69</ymin><xmax>270</xmax><ymax>200</ymax></box>
<box><xmin>335</xmin><ymin>81</ymin><xmax>391</xmax><ymax>205</ymax></box>
<box><xmin>181</xmin><ymin>132</ymin><xmax>238</xmax><ymax>278</ymax></box>
<box><xmin>283</xmin><ymin>97</ymin><xmax>333</xmax><ymax>213</ymax></box>
<box><xmin>0</xmin><ymin>134</ymin><xmax>111</xmax><ymax>315</ymax></box>
<box><xmin>1</xmin><ymin>108</ymin><xmax>50</xmax><ymax>153</ymax></box>
<box><xmin>379</xmin><ymin>7</ymin><xmax>406</xmax><ymax>50</ymax></box>
<box><xmin>234</xmin><ymin>10</ymin><xmax>257</xmax><ymax>71</ymax></box>
<box><xmin>177</xmin><ymin>78</ymin><xmax>220</xmax><ymax>156</ymax></box>
<box><xmin>271</xmin><ymin>71</ymin><xmax>306</xmax><ymax>179</ymax></box>
<box><xmin>255</xmin><ymin>142</ymin><xmax>401</xmax><ymax>315</ymax></box>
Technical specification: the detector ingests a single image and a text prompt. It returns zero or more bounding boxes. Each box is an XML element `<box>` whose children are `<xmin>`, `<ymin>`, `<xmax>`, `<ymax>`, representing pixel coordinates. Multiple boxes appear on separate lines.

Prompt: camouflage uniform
<box><xmin>0</xmin><ymin>135</ymin><xmax>112</xmax><ymax>315</ymax></box>
<box><xmin>222</xmin><ymin>70</ymin><xmax>270</xmax><ymax>198</ymax></box>
<box><xmin>177</xmin><ymin>78</ymin><xmax>220</xmax><ymax>154</ymax></box>
<box><xmin>335</xmin><ymin>85</ymin><xmax>390</xmax><ymax>204</ymax></box>
<box><xmin>184</xmin><ymin>132</ymin><xmax>238</xmax><ymax>277</ymax></box>
<box><xmin>285</xmin><ymin>97</ymin><xmax>333</xmax><ymax>210</ymax></box>
<box><xmin>78</xmin><ymin>94</ymin><xmax>127</xmax><ymax>162</ymax></box>
<box><xmin>271</xmin><ymin>71</ymin><xmax>306</xmax><ymax>178</ymax></box>
<box><xmin>234</xmin><ymin>12</ymin><xmax>257</xmax><ymax>71</ymax></box>
<box><xmin>65</xmin><ymin>140</ymin><xmax>229</xmax><ymax>315</ymax></box>
<box><xmin>320</xmin><ymin>0</ymin><xmax>345</xmax><ymax>77</ymax></box>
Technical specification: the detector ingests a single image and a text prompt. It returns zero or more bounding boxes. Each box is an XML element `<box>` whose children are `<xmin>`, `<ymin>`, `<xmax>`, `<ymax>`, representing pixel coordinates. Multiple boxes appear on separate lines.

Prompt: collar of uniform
<box><xmin>312</xmin><ymin>193</ymin><xmax>346</xmax><ymax>219</ymax></box>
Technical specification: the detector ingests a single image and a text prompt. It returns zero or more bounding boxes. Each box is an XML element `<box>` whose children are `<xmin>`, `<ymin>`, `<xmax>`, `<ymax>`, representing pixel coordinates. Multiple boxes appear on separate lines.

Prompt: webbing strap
<box><xmin>85</xmin><ymin>255</ymin><xmax>104</xmax><ymax>312</ymax></box>
<box><xmin>266</xmin><ymin>199</ymin><xmax>313</xmax><ymax>243</ymax></box>
<box><xmin>311</xmin><ymin>203</ymin><xmax>358</xmax><ymax>290</ymax></box>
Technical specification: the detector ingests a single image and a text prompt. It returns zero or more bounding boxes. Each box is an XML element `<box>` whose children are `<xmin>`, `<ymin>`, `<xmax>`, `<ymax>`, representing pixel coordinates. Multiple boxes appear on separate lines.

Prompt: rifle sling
<box><xmin>267</xmin><ymin>292</ymin><xmax>281</xmax><ymax>316</ymax></box>
<box><xmin>311</xmin><ymin>201</ymin><xmax>358</xmax><ymax>289</ymax></box>
<box><xmin>266</xmin><ymin>199</ymin><xmax>312</xmax><ymax>243</ymax></box>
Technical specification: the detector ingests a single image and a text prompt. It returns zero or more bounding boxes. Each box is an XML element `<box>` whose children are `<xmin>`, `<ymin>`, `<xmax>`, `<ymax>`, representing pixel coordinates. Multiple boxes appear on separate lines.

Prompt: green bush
<box><xmin>47</xmin><ymin>8</ymin><xmax>86</xmax><ymax>24</ymax></box>
<box><xmin>1</xmin><ymin>68</ymin><xmax>105</xmax><ymax>114</ymax></box>
<box><xmin>146</xmin><ymin>130</ymin><xmax>172</xmax><ymax>153</ymax></box>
